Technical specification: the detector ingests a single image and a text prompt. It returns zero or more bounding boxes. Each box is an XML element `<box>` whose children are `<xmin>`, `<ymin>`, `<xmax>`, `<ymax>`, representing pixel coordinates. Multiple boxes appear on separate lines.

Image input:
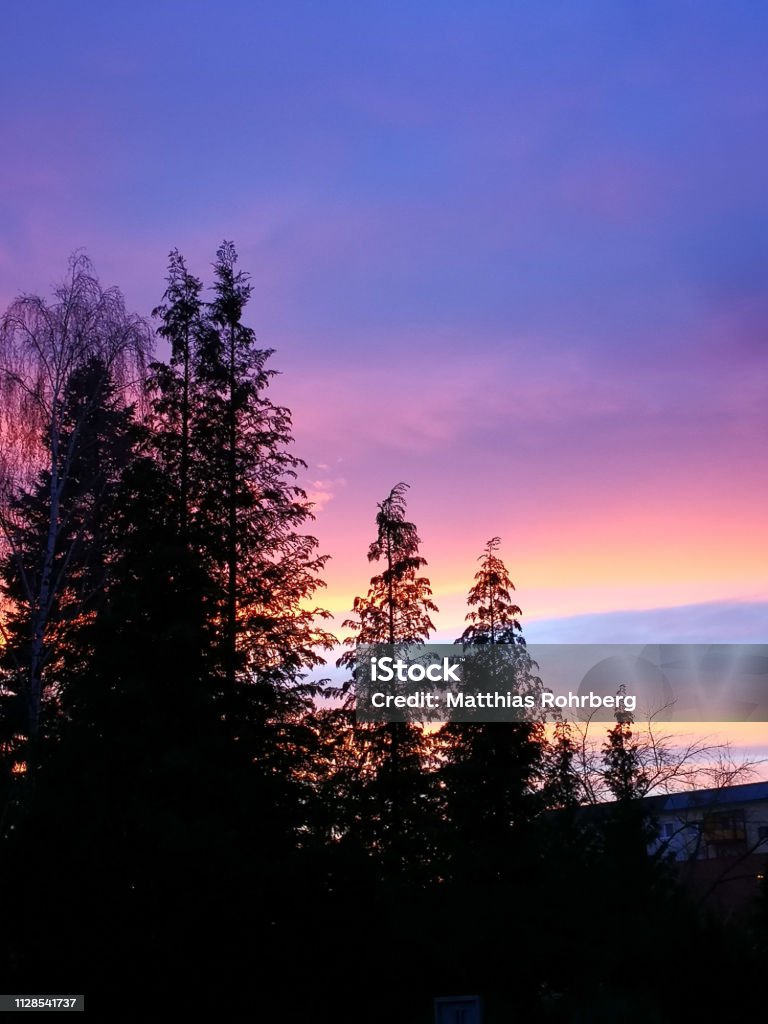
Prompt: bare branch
<box><xmin>0</xmin><ymin>253</ymin><xmax>152</xmax><ymax>740</ymax></box>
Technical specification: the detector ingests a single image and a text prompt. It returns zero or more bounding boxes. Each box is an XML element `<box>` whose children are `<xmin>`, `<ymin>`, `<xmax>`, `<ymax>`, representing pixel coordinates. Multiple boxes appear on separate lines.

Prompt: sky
<box><xmin>2</xmin><ymin>2</ymin><xmax>767</xmax><ymax>661</ymax></box>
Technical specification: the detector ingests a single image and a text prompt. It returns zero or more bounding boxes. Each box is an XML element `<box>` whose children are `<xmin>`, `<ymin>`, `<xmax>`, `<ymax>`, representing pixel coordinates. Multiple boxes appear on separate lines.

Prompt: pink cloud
<box><xmin>306</xmin><ymin>475</ymin><xmax>347</xmax><ymax>514</ymax></box>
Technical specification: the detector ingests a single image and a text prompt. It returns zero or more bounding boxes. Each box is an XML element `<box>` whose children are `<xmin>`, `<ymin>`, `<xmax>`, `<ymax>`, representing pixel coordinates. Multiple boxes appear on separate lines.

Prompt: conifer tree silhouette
<box><xmin>338</xmin><ymin>483</ymin><xmax>438</xmax><ymax>875</ymax></box>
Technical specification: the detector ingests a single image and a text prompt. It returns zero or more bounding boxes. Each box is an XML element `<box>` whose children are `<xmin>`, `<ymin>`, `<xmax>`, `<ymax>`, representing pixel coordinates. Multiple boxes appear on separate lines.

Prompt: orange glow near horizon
<box><xmin>305</xmin><ymin>464</ymin><xmax>767</xmax><ymax>632</ymax></box>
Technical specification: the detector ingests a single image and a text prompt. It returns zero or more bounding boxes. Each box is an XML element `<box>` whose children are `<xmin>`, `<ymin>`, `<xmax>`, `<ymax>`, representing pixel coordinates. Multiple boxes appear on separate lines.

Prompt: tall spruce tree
<box><xmin>150</xmin><ymin>249</ymin><xmax>204</xmax><ymax>538</ymax></box>
<box><xmin>439</xmin><ymin>538</ymin><xmax>544</xmax><ymax>882</ymax></box>
<box><xmin>337</xmin><ymin>483</ymin><xmax>438</xmax><ymax>874</ymax></box>
<box><xmin>149</xmin><ymin>243</ymin><xmax>336</xmax><ymax>830</ymax></box>
<box><xmin>198</xmin><ymin>244</ymin><xmax>333</xmax><ymax>702</ymax></box>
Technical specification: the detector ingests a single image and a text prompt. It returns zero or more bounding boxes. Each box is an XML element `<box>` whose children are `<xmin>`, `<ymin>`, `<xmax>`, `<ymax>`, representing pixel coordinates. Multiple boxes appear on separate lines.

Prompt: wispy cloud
<box><xmin>306</xmin><ymin>476</ymin><xmax>347</xmax><ymax>514</ymax></box>
<box><xmin>525</xmin><ymin>600</ymin><xmax>768</xmax><ymax>645</ymax></box>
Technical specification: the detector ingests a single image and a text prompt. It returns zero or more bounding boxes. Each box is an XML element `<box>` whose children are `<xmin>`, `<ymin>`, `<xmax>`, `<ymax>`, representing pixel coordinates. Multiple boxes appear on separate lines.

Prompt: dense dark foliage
<box><xmin>0</xmin><ymin>254</ymin><xmax>764</xmax><ymax>1022</ymax></box>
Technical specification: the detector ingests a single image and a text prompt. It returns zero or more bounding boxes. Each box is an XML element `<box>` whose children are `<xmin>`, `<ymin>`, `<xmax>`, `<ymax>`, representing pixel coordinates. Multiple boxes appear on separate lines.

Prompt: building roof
<box><xmin>645</xmin><ymin>780</ymin><xmax>768</xmax><ymax>816</ymax></box>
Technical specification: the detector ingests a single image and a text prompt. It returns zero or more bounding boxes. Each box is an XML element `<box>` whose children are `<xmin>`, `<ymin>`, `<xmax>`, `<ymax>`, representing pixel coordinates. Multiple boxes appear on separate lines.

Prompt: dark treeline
<box><xmin>0</xmin><ymin>251</ymin><xmax>764</xmax><ymax>1022</ymax></box>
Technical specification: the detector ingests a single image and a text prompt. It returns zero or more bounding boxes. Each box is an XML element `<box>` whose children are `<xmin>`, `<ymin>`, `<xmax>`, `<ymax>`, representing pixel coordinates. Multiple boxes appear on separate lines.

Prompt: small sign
<box><xmin>434</xmin><ymin>995</ymin><xmax>482</xmax><ymax>1024</ymax></box>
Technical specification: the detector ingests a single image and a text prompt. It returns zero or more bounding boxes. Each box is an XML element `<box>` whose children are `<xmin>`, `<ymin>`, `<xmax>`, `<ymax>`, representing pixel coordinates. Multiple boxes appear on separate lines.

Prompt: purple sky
<box><xmin>2</xmin><ymin>1</ymin><xmax>767</xmax><ymax>648</ymax></box>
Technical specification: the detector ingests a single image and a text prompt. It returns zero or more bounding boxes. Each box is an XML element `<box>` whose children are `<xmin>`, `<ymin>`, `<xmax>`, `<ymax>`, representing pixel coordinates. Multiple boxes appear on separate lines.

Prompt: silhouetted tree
<box><xmin>0</xmin><ymin>356</ymin><xmax>140</xmax><ymax>719</ymax></box>
<box><xmin>150</xmin><ymin>249</ymin><xmax>205</xmax><ymax>538</ymax></box>
<box><xmin>603</xmin><ymin>719</ymin><xmax>648</xmax><ymax>802</ymax></box>
<box><xmin>460</xmin><ymin>535</ymin><xmax>523</xmax><ymax>645</ymax></box>
<box><xmin>337</xmin><ymin>482</ymin><xmax>438</xmax><ymax>875</ymax></box>
<box><xmin>543</xmin><ymin>719</ymin><xmax>582</xmax><ymax>810</ymax></box>
<box><xmin>1</xmin><ymin>248</ymin><xmax>334</xmax><ymax>1014</ymax></box>
<box><xmin>0</xmin><ymin>438</ymin><xmax>264</xmax><ymax>1009</ymax></box>
<box><xmin>439</xmin><ymin>538</ymin><xmax>544</xmax><ymax>882</ymax></box>
<box><xmin>594</xmin><ymin>712</ymin><xmax>666</xmax><ymax>918</ymax></box>
<box><xmin>193</xmin><ymin>242</ymin><xmax>333</xmax><ymax>717</ymax></box>
<box><xmin>340</xmin><ymin>482</ymin><xmax>437</xmax><ymax>653</ymax></box>
<box><xmin>0</xmin><ymin>255</ymin><xmax>150</xmax><ymax>743</ymax></box>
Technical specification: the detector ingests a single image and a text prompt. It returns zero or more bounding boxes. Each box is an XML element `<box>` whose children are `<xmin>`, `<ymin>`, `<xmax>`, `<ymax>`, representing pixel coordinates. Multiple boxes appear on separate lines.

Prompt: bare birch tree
<box><xmin>0</xmin><ymin>253</ymin><xmax>151</xmax><ymax>743</ymax></box>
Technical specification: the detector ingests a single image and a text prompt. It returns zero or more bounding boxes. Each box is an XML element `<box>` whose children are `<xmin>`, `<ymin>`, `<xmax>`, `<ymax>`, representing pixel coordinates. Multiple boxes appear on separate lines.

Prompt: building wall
<box><xmin>647</xmin><ymin>791</ymin><xmax>768</xmax><ymax>915</ymax></box>
<box><xmin>650</xmin><ymin>797</ymin><xmax>768</xmax><ymax>862</ymax></box>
